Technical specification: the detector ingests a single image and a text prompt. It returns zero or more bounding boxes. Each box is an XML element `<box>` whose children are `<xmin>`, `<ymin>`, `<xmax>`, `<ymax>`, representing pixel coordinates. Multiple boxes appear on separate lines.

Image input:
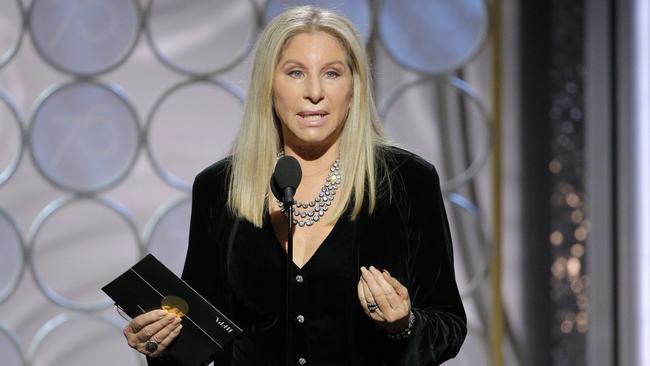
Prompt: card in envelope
<box><xmin>102</xmin><ymin>254</ymin><xmax>242</xmax><ymax>366</ymax></box>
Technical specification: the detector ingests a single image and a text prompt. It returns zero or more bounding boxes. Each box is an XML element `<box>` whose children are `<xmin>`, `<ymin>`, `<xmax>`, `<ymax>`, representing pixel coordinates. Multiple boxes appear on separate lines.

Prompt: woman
<box><xmin>123</xmin><ymin>6</ymin><xmax>466</xmax><ymax>365</ymax></box>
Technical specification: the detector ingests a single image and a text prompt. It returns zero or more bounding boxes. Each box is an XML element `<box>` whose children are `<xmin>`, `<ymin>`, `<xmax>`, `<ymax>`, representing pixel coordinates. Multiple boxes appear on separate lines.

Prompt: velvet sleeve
<box><xmin>147</xmin><ymin>170</ymin><xmax>227</xmax><ymax>366</ymax></box>
<box><xmin>397</xmin><ymin>163</ymin><xmax>467</xmax><ymax>365</ymax></box>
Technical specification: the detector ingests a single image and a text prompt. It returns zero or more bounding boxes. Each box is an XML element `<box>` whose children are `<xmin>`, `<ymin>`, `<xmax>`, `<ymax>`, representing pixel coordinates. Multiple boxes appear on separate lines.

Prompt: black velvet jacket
<box><xmin>148</xmin><ymin>147</ymin><xmax>466</xmax><ymax>366</ymax></box>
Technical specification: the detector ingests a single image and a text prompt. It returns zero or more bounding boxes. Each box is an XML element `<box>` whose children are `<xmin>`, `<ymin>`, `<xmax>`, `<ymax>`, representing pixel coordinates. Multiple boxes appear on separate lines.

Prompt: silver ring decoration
<box><xmin>0</xmin><ymin>90</ymin><xmax>25</xmax><ymax>187</ymax></box>
<box><xmin>378</xmin><ymin>0</ymin><xmax>488</xmax><ymax>75</ymax></box>
<box><xmin>144</xmin><ymin>0</ymin><xmax>259</xmax><ymax>77</ymax></box>
<box><xmin>145</xmin><ymin>339</ymin><xmax>158</xmax><ymax>353</ymax></box>
<box><xmin>27</xmin><ymin>196</ymin><xmax>144</xmax><ymax>312</ymax></box>
<box><xmin>0</xmin><ymin>323</ymin><xmax>26</xmax><ymax>366</ymax></box>
<box><xmin>28</xmin><ymin>80</ymin><xmax>142</xmax><ymax>194</ymax></box>
<box><xmin>0</xmin><ymin>0</ymin><xmax>26</xmax><ymax>70</ymax></box>
<box><xmin>26</xmin><ymin>312</ymin><xmax>147</xmax><ymax>366</ymax></box>
<box><xmin>0</xmin><ymin>208</ymin><xmax>25</xmax><ymax>305</ymax></box>
<box><xmin>143</xmin><ymin>196</ymin><xmax>192</xmax><ymax>276</ymax></box>
<box><xmin>145</xmin><ymin>78</ymin><xmax>245</xmax><ymax>192</ymax></box>
<box><xmin>447</xmin><ymin>192</ymin><xmax>493</xmax><ymax>298</ymax></box>
<box><xmin>367</xmin><ymin>302</ymin><xmax>378</xmax><ymax>312</ymax></box>
<box><xmin>27</xmin><ymin>0</ymin><xmax>142</xmax><ymax>77</ymax></box>
<box><xmin>378</xmin><ymin>75</ymin><xmax>493</xmax><ymax>194</ymax></box>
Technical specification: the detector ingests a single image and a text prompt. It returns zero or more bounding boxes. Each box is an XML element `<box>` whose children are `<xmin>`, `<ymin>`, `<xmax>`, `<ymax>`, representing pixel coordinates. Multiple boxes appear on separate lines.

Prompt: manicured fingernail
<box><xmin>360</xmin><ymin>266</ymin><xmax>367</xmax><ymax>272</ymax></box>
<box><xmin>383</xmin><ymin>269</ymin><xmax>390</xmax><ymax>275</ymax></box>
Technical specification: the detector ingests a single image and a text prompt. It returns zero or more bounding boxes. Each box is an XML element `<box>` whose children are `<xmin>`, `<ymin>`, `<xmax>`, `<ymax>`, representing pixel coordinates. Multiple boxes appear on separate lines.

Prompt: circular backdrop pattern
<box><xmin>264</xmin><ymin>0</ymin><xmax>373</xmax><ymax>44</ymax></box>
<box><xmin>0</xmin><ymin>91</ymin><xmax>24</xmax><ymax>187</ymax></box>
<box><xmin>29</xmin><ymin>81</ymin><xmax>141</xmax><ymax>194</ymax></box>
<box><xmin>145</xmin><ymin>0</ymin><xmax>258</xmax><ymax>76</ymax></box>
<box><xmin>144</xmin><ymin>197</ymin><xmax>192</xmax><ymax>276</ymax></box>
<box><xmin>146</xmin><ymin>79</ymin><xmax>244</xmax><ymax>191</ymax></box>
<box><xmin>0</xmin><ymin>324</ymin><xmax>24</xmax><ymax>366</ymax></box>
<box><xmin>447</xmin><ymin>192</ymin><xmax>492</xmax><ymax>297</ymax></box>
<box><xmin>27</xmin><ymin>313</ymin><xmax>145</xmax><ymax>366</ymax></box>
<box><xmin>380</xmin><ymin>76</ymin><xmax>492</xmax><ymax>193</ymax></box>
<box><xmin>0</xmin><ymin>0</ymin><xmax>25</xmax><ymax>70</ymax></box>
<box><xmin>28</xmin><ymin>0</ymin><xmax>141</xmax><ymax>76</ymax></box>
<box><xmin>379</xmin><ymin>0</ymin><xmax>488</xmax><ymax>74</ymax></box>
<box><xmin>28</xmin><ymin>197</ymin><xmax>142</xmax><ymax>311</ymax></box>
<box><xmin>0</xmin><ymin>209</ymin><xmax>24</xmax><ymax>305</ymax></box>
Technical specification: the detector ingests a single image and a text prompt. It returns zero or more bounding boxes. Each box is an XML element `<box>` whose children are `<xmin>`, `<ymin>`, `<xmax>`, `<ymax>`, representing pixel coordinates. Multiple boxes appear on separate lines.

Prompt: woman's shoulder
<box><xmin>379</xmin><ymin>145</ymin><xmax>439</xmax><ymax>181</ymax></box>
<box><xmin>195</xmin><ymin>157</ymin><xmax>231</xmax><ymax>180</ymax></box>
<box><xmin>374</xmin><ymin>146</ymin><xmax>442</xmax><ymax>209</ymax></box>
<box><xmin>192</xmin><ymin>157</ymin><xmax>232</xmax><ymax>198</ymax></box>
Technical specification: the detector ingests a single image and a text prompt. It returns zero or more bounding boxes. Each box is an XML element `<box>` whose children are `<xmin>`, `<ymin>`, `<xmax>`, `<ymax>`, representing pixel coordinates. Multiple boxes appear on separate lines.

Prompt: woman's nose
<box><xmin>304</xmin><ymin>75</ymin><xmax>324</xmax><ymax>104</ymax></box>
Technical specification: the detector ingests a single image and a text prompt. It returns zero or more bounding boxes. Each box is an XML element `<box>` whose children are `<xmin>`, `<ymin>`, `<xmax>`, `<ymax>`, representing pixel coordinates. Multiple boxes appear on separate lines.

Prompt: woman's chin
<box><xmin>285</xmin><ymin>134</ymin><xmax>339</xmax><ymax>152</ymax></box>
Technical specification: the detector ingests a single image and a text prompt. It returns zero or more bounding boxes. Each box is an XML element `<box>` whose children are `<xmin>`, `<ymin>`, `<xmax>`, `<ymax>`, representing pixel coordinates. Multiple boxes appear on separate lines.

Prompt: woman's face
<box><xmin>272</xmin><ymin>31</ymin><xmax>353</xmax><ymax>151</ymax></box>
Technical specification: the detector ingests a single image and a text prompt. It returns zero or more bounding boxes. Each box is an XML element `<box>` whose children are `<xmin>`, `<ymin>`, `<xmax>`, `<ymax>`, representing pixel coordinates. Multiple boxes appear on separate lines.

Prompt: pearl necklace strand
<box><xmin>276</xmin><ymin>153</ymin><xmax>341</xmax><ymax>227</ymax></box>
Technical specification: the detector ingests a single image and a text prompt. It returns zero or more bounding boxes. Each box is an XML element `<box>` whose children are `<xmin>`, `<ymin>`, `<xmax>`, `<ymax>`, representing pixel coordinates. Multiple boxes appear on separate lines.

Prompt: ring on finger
<box><xmin>367</xmin><ymin>302</ymin><xmax>379</xmax><ymax>313</ymax></box>
<box><xmin>144</xmin><ymin>339</ymin><xmax>159</xmax><ymax>353</ymax></box>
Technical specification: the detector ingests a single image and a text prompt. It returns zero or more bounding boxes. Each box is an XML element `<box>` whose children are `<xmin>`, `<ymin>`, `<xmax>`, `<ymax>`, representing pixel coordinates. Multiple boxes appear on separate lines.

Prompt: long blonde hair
<box><xmin>228</xmin><ymin>5</ymin><xmax>389</xmax><ymax>227</ymax></box>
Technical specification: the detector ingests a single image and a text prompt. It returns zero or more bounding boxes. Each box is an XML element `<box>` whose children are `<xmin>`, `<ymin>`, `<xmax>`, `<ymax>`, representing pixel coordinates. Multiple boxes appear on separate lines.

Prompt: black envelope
<box><xmin>102</xmin><ymin>254</ymin><xmax>242</xmax><ymax>366</ymax></box>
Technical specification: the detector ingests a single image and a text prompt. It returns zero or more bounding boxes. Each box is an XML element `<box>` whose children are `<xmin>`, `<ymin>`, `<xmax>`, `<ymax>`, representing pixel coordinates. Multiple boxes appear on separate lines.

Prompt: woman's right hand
<box><xmin>123</xmin><ymin>309</ymin><xmax>183</xmax><ymax>357</ymax></box>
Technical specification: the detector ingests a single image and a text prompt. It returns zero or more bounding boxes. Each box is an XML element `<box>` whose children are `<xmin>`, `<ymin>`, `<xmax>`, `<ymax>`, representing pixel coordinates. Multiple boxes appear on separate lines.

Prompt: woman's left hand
<box><xmin>357</xmin><ymin>266</ymin><xmax>411</xmax><ymax>334</ymax></box>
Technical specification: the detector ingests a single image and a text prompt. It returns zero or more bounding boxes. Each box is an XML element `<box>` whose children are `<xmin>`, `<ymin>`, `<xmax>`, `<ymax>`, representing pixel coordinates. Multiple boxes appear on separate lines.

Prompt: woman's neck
<box><xmin>282</xmin><ymin>142</ymin><xmax>339</xmax><ymax>203</ymax></box>
<box><xmin>283</xmin><ymin>142</ymin><xmax>339</xmax><ymax>179</ymax></box>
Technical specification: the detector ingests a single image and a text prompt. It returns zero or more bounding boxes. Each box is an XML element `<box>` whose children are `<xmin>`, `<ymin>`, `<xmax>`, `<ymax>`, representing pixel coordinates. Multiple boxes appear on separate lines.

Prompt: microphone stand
<box><xmin>273</xmin><ymin>155</ymin><xmax>301</xmax><ymax>366</ymax></box>
<box><xmin>284</xmin><ymin>200</ymin><xmax>294</xmax><ymax>366</ymax></box>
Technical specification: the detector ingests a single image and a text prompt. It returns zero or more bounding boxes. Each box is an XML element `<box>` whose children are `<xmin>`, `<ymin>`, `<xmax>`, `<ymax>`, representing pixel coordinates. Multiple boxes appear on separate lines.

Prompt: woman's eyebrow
<box><xmin>279</xmin><ymin>59</ymin><xmax>346</xmax><ymax>68</ymax></box>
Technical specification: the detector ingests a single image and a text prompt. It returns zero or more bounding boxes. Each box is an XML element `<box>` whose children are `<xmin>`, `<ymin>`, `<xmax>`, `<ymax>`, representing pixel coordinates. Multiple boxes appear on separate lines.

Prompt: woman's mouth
<box><xmin>297</xmin><ymin>111</ymin><xmax>329</xmax><ymax>125</ymax></box>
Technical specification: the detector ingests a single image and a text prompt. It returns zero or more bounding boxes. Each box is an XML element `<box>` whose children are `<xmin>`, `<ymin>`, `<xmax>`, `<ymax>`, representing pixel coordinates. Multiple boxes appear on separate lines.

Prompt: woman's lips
<box><xmin>297</xmin><ymin>112</ymin><xmax>329</xmax><ymax>126</ymax></box>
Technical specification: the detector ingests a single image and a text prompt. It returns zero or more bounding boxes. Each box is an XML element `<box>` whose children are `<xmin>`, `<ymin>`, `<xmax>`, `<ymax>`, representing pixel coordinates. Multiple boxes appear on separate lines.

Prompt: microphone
<box><xmin>271</xmin><ymin>155</ymin><xmax>302</xmax><ymax>207</ymax></box>
<box><xmin>271</xmin><ymin>155</ymin><xmax>301</xmax><ymax>366</ymax></box>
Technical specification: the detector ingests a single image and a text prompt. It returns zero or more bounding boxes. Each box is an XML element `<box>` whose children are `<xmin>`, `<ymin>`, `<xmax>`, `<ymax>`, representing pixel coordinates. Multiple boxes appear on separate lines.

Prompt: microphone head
<box><xmin>271</xmin><ymin>156</ymin><xmax>302</xmax><ymax>201</ymax></box>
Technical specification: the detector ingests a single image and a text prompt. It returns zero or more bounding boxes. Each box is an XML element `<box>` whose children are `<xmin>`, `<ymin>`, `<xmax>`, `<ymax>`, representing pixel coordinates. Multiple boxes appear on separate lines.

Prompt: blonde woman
<box><xmin>124</xmin><ymin>6</ymin><xmax>466</xmax><ymax>365</ymax></box>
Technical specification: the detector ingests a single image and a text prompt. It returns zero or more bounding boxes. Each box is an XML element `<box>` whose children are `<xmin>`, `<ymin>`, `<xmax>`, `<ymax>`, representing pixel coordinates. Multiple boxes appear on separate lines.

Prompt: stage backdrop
<box><xmin>0</xmin><ymin>0</ymin><xmax>518</xmax><ymax>365</ymax></box>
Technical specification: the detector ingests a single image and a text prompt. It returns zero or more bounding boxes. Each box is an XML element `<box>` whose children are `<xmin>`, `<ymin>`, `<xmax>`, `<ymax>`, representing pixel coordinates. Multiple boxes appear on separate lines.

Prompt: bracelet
<box><xmin>386</xmin><ymin>310</ymin><xmax>415</xmax><ymax>341</ymax></box>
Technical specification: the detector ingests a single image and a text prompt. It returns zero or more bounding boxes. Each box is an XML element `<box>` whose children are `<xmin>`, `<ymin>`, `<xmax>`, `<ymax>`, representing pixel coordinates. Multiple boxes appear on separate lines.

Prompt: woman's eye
<box><xmin>325</xmin><ymin>70</ymin><xmax>340</xmax><ymax>79</ymax></box>
<box><xmin>288</xmin><ymin>70</ymin><xmax>303</xmax><ymax>78</ymax></box>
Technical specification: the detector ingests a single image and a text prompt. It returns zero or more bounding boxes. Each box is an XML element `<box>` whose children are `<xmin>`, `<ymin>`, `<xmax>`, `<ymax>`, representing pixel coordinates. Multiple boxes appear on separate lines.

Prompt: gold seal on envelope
<box><xmin>161</xmin><ymin>295</ymin><xmax>189</xmax><ymax>317</ymax></box>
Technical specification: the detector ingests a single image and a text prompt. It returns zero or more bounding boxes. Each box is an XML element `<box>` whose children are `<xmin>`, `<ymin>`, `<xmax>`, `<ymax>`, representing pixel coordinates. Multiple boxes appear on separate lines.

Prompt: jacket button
<box><xmin>295</xmin><ymin>275</ymin><xmax>304</xmax><ymax>283</ymax></box>
<box><xmin>297</xmin><ymin>357</ymin><xmax>307</xmax><ymax>365</ymax></box>
<box><xmin>296</xmin><ymin>315</ymin><xmax>305</xmax><ymax>323</ymax></box>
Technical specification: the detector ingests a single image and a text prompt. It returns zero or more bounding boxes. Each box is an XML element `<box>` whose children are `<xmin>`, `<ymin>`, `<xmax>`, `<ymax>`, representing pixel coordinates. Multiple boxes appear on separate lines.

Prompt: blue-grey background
<box><xmin>0</xmin><ymin>0</ymin><xmax>531</xmax><ymax>365</ymax></box>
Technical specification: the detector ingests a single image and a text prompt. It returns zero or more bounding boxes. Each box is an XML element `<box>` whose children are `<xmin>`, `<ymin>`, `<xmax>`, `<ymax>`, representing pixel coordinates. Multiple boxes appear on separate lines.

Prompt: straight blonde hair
<box><xmin>228</xmin><ymin>5</ymin><xmax>389</xmax><ymax>227</ymax></box>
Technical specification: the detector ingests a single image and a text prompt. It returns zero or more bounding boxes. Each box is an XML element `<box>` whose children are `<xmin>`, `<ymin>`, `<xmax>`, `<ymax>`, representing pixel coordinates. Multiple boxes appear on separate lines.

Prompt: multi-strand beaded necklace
<box><xmin>276</xmin><ymin>153</ymin><xmax>341</xmax><ymax>227</ymax></box>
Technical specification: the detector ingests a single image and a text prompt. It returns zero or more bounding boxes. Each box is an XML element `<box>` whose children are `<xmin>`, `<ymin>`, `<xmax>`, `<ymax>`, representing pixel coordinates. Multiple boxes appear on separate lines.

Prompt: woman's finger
<box><xmin>127</xmin><ymin>310</ymin><xmax>166</xmax><ymax>335</ymax></box>
<box><xmin>150</xmin><ymin>322</ymin><xmax>183</xmax><ymax>357</ymax></box>
<box><xmin>135</xmin><ymin>333</ymin><xmax>163</xmax><ymax>355</ymax></box>
<box><xmin>359</xmin><ymin>268</ymin><xmax>377</xmax><ymax>306</ymax></box>
<box><xmin>369</xmin><ymin>266</ymin><xmax>401</xmax><ymax>309</ymax></box>
<box><xmin>382</xmin><ymin>270</ymin><xmax>409</xmax><ymax>300</ymax></box>
<box><xmin>362</xmin><ymin>266</ymin><xmax>396</xmax><ymax>310</ymax></box>
<box><xmin>356</xmin><ymin>279</ymin><xmax>367</xmax><ymax>309</ymax></box>
<box><xmin>135</xmin><ymin>313</ymin><xmax>178</xmax><ymax>343</ymax></box>
<box><xmin>361</xmin><ymin>278</ymin><xmax>385</xmax><ymax>323</ymax></box>
<box><xmin>361</xmin><ymin>267</ymin><xmax>391</xmax><ymax>313</ymax></box>
<box><xmin>159</xmin><ymin>324</ymin><xmax>183</xmax><ymax>349</ymax></box>
<box><xmin>358</xmin><ymin>279</ymin><xmax>380</xmax><ymax>317</ymax></box>
<box><xmin>149</xmin><ymin>317</ymin><xmax>181</xmax><ymax>353</ymax></box>
<box><xmin>359</xmin><ymin>275</ymin><xmax>376</xmax><ymax>308</ymax></box>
